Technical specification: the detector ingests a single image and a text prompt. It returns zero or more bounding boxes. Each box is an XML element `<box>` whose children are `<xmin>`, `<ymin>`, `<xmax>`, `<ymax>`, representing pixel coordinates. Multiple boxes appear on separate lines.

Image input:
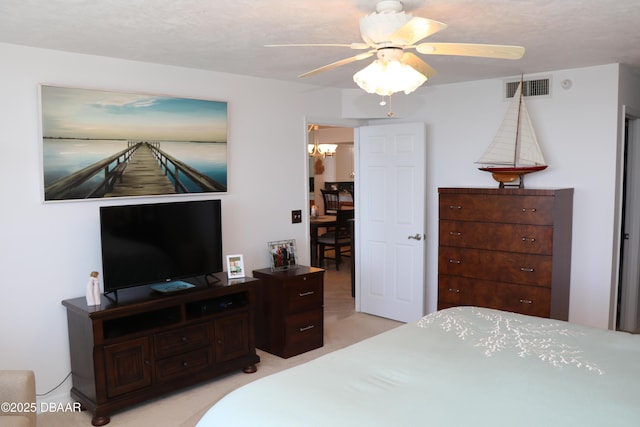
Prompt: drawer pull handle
<box><xmin>521</xmin><ymin>208</ymin><xmax>537</xmax><ymax>212</ymax></box>
<box><xmin>181</xmin><ymin>336</ymin><xmax>188</xmax><ymax>343</ymax></box>
<box><xmin>182</xmin><ymin>361</ymin><xmax>189</xmax><ymax>368</ymax></box>
<box><xmin>449</xmin><ymin>231</ymin><xmax>461</xmax><ymax>236</ymax></box>
<box><xmin>448</xmin><ymin>205</ymin><xmax>462</xmax><ymax>209</ymax></box>
<box><xmin>448</xmin><ymin>288</ymin><xmax>460</xmax><ymax>293</ymax></box>
<box><xmin>520</xmin><ymin>267</ymin><xmax>535</xmax><ymax>272</ymax></box>
<box><xmin>448</xmin><ymin>259</ymin><xmax>461</xmax><ymax>264</ymax></box>
<box><xmin>519</xmin><ymin>299</ymin><xmax>533</xmax><ymax>304</ymax></box>
<box><xmin>299</xmin><ymin>325</ymin><xmax>315</xmax><ymax>332</ymax></box>
<box><xmin>299</xmin><ymin>291</ymin><xmax>315</xmax><ymax>297</ymax></box>
<box><xmin>521</xmin><ymin>237</ymin><xmax>536</xmax><ymax>242</ymax></box>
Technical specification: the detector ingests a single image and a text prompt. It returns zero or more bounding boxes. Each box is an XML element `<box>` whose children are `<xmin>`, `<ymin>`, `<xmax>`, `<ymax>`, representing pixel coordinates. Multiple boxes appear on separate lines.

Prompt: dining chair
<box><xmin>321</xmin><ymin>189</ymin><xmax>340</xmax><ymax>215</ymax></box>
<box><xmin>318</xmin><ymin>208</ymin><xmax>354</xmax><ymax>270</ymax></box>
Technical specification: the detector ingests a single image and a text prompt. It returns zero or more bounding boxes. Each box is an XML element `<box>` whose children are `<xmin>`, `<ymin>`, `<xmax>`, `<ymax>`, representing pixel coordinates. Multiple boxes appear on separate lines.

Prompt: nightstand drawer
<box><xmin>283</xmin><ymin>308</ymin><xmax>323</xmax><ymax>358</ymax></box>
<box><xmin>154</xmin><ymin>324</ymin><xmax>210</xmax><ymax>358</ymax></box>
<box><xmin>285</xmin><ymin>275</ymin><xmax>323</xmax><ymax>313</ymax></box>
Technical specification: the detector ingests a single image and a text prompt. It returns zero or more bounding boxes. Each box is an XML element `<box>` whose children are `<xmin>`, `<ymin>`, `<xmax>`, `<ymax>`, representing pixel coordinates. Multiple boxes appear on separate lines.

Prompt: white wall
<box><xmin>344</xmin><ymin>64</ymin><xmax>640</xmax><ymax>330</ymax></box>
<box><xmin>0</xmin><ymin>42</ymin><xmax>341</xmax><ymax>402</ymax></box>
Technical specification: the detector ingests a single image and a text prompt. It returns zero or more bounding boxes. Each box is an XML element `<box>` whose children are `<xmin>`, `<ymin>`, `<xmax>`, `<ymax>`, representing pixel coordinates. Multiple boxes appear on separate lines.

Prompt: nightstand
<box><xmin>253</xmin><ymin>266</ymin><xmax>324</xmax><ymax>358</ymax></box>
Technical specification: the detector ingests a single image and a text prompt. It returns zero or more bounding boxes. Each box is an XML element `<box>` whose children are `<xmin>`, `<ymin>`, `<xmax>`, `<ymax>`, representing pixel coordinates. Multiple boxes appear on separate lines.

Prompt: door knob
<box><xmin>408</xmin><ymin>234</ymin><xmax>422</xmax><ymax>240</ymax></box>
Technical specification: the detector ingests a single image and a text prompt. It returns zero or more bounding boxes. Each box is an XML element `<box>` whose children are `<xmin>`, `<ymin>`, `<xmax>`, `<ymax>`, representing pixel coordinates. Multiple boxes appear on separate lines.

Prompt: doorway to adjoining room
<box><xmin>308</xmin><ymin>124</ymin><xmax>355</xmax><ymax>216</ymax></box>
<box><xmin>307</xmin><ymin>124</ymin><xmax>355</xmax><ymax>302</ymax></box>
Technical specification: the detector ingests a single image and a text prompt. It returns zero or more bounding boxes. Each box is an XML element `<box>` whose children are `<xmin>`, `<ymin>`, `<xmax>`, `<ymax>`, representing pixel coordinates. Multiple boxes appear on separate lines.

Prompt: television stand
<box><xmin>62</xmin><ymin>274</ymin><xmax>260</xmax><ymax>426</ymax></box>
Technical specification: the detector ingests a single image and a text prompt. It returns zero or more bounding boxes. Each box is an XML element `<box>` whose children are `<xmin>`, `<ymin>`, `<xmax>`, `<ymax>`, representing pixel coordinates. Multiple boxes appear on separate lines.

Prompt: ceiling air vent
<box><xmin>505</xmin><ymin>78</ymin><xmax>550</xmax><ymax>98</ymax></box>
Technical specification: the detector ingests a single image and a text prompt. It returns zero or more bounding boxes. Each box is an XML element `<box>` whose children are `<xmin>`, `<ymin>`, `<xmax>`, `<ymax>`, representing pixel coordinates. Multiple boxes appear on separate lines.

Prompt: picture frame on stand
<box><xmin>226</xmin><ymin>254</ymin><xmax>245</xmax><ymax>279</ymax></box>
<box><xmin>267</xmin><ymin>239</ymin><xmax>298</xmax><ymax>271</ymax></box>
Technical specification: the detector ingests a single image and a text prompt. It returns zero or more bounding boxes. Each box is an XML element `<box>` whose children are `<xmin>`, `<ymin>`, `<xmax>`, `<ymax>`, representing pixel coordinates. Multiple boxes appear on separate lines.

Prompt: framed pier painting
<box><xmin>40</xmin><ymin>84</ymin><xmax>228</xmax><ymax>201</ymax></box>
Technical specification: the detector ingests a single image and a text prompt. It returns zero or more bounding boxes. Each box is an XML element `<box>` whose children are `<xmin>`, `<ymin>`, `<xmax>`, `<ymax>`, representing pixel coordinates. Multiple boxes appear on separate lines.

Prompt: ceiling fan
<box><xmin>267</xmin><ymin>0</ymin><xmax>525</xmax><ymax>96</ymax></box>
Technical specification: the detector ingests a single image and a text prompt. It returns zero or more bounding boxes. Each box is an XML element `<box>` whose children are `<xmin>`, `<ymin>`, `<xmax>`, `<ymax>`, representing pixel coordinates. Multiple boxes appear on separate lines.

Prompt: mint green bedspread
<box><xmin>197</xmin><ymin>307</ymin><xmax>640</xmax><ymax>426</ymax></box>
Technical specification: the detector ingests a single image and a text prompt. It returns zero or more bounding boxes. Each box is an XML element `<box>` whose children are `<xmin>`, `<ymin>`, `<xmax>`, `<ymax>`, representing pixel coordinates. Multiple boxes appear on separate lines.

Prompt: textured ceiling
<box><xmin>1</xmin><ymin>0</ymin><xmax>639</xmax><ymax>88</ymax></box>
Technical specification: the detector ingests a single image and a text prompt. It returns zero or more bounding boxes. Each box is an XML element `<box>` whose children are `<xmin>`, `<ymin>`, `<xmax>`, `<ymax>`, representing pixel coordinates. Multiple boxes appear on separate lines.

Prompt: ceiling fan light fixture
<box><xmin>353</xmin><ymin>58</ymin><xmax>427</xmax><ymax>96</ymax></box>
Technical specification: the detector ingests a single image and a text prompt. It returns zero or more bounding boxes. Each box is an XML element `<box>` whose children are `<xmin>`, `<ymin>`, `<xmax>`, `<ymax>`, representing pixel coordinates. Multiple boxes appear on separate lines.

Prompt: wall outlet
<box><xmin>291</xmin><ymin>210</ymin><xmax>302</xmax><ymax>223</ymax></box>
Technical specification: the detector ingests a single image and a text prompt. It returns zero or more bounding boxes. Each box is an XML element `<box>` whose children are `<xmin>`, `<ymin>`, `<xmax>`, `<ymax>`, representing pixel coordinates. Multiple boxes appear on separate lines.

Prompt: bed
<box><xmin>197</xmin><ymin>307</ymin><xmax>640</xmax><ymax>426</ymax></box>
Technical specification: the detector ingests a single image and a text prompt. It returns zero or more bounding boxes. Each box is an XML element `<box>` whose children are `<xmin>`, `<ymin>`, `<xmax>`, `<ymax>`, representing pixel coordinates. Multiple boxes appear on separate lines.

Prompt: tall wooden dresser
<box><xmin>438</xmin><ymin>187</ymin><xmax>573</xmax><ymax>320</ymax></box>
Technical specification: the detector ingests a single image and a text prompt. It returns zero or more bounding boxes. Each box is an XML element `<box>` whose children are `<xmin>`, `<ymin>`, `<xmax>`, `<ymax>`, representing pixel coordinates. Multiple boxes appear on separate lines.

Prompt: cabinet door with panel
<box><xmin>214</xmin><ymin>312</ymin><xmax>252</xmax><ymax>363</ymax></box>
<box><xmin>103</xmin><ymin>337</ymin><xmax>152</xmax><ymax>398</ymax></box>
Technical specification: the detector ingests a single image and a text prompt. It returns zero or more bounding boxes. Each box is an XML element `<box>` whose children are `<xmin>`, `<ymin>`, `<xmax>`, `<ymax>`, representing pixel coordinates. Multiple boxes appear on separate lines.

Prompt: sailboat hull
<box><xmin>478</xmin><ymin>165</ymin><xmax>548</xmax><ymax>188</ymax></box>
<box><xmin>478</xmin><ymin>165</ymin><xmax>548</xmax><ymax>174</ymax></box>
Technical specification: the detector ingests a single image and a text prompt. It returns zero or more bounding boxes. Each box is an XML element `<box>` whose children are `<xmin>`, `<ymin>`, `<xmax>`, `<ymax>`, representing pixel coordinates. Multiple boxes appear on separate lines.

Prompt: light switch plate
<box><xmin>291</xmin><ymin>210</ymin><xmax>302</xmax><ymax>223</ymax></box>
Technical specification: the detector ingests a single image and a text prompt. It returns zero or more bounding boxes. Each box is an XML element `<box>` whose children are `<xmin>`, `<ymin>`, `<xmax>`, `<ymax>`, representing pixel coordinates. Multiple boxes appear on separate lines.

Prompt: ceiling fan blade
<box><xmin>401</xmin><ymin>52</ymin><xmax>438</xmax><ymax>78</ymax></box>
<box><xmin>389</xmin><ymin>17</ymin><xmax>447</xmax><ymax>45</ymax></box>
<box><xmin>266</xmin><ymin>43</ymin><xmax>371</xmax><ymax>50</ymax></box>
<box><xmin>416</xmin><ymin>43</ymin><xmax>525</xmax><ymax>59</ymax></box>
<box><xmin>298</xmin><ymin>51</ymin><xmax>375</xmax><ymax>78</ymax></box>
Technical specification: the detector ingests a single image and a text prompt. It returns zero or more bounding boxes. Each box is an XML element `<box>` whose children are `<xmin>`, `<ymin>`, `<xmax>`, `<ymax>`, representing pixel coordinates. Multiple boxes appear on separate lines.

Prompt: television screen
<box><xmin>99</xmin><ymin>199</ymin><xmax>222</xmax><ymax>293</ymax></box>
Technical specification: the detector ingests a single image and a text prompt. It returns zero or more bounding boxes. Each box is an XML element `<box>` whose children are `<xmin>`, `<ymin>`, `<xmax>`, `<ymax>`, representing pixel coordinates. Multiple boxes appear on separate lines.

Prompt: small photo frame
<box><xmin>268</xmin><ymin>239</ymin><xmax>298</xmax><ymax>271</ymax></box>
<box><xmin>226</xmin><ymin>254</ymin><xmax>245</xmax><ymax>279</ymax></box>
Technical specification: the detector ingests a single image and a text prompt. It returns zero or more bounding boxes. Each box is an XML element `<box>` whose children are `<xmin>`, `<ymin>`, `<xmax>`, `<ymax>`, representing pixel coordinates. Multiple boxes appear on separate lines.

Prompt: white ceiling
<box><xmin>1</xmin><ymin>0</ymin><xmax>640</xmax><ymax>88</ymax></box>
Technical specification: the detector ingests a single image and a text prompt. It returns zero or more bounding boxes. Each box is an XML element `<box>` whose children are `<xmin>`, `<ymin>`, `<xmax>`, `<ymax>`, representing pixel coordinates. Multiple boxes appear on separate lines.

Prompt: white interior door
<box><xmin>355</xmin><ymin>122</ymin><xmax>426</xmax><ymax>323</ymax></box>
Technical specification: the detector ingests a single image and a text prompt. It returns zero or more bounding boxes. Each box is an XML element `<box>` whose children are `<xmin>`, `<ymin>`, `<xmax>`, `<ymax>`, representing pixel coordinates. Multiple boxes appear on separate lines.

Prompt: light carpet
<box><xmin>39</xmin><ymin>266</ymin><xmax>402</xmax><ymax>427</ymax></box>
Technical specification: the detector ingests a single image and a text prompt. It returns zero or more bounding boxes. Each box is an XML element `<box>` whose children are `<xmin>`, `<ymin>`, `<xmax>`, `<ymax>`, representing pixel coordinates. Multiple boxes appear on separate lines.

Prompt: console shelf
<box><xmin>62</xmin><ymin>274</ymin><xmax>260</xmax><ymax>426</ymax></box>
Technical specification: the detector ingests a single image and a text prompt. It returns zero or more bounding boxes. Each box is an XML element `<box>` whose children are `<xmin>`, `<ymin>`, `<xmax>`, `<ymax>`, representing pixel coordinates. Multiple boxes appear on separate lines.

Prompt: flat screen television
<box><xmin>99</xmin><ymin>199</ymin><xmax>223</xmax><ymax>295</ymax></box>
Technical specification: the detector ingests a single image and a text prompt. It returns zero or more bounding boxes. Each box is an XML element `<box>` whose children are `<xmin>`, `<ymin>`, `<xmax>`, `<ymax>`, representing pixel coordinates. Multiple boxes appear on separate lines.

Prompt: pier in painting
<box><xmin>44</xmin><ymin>141</ymin><xmax>227</xmax><ymax>200</ymax></box>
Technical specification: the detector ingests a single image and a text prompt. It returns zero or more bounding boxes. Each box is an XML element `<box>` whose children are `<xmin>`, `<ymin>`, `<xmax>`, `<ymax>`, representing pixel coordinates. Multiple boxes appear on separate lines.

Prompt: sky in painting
<box><xmin>41</xmin><ymin>86</ymin><xmax>227</xmax><ymax>142</ymax></box>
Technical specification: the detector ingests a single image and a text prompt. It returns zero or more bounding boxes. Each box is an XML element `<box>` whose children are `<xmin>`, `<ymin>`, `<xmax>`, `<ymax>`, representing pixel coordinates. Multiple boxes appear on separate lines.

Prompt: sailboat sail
<box><xmin>476</xmin><ymin>82</ymin><xmax>546</xmax><ymax>168</ymax></box>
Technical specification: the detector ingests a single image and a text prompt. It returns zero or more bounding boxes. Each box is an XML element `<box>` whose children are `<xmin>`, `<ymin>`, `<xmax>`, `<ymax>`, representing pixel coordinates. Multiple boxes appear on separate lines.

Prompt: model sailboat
<box><xmin>476</xmin><ymin>81</ymin><xmax>547</xmax><ymax>188</ymax></box>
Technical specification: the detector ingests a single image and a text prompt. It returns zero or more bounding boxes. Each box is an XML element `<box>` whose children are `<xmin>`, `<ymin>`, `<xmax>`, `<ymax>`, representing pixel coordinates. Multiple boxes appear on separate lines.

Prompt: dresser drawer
<box><xmin>154</xmin><ymin>324</ymin><xmax>210</xmax><ymax>358</ymax></box>
<box><xmin>155</xmin><ymin>348</ymin><xmax>213</xmax><ymax>383</ymax></box>
<box><xmin>439</xmin><ymin>194</ymin><xmax>555</xmax><ymax>225</ymax></box>
<box><xmin>282</xmin><ymin>308</ymin><xmax>323</xmax><ymax>358</ymax></box>
<box><xmin>438</xmin><ymin>276</ymin><xmax>551</xmax><ymax>317</ymax></box>
<box><xmin>439</xmin><ymin>220</ymin><xmax>553</xmax><ymax>255</ymax></box>
<box><xmin>439</xmin><ymin>247</ymin><xmax>552</xmax><ymax>286</ymax></box>
<box><xmin>284</xmin><ymin>274</ymin><xmax>323</xmax><ymax>314</ymax></box>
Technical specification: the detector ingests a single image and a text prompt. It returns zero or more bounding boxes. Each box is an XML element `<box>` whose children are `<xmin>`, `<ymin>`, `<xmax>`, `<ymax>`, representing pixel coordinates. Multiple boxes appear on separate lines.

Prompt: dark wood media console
<box><xmin>62</xmin><ymin>274</ymin><xmax>260</xmax><ymax>426</ymax></box>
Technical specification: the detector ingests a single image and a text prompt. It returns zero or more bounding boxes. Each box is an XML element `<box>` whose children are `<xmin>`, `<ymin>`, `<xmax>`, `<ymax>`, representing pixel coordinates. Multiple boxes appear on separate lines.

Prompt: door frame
<box><xmin>616</xmin><ymin>109</ymin><xmax>640</xmax><ymax>331</ymax></box>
